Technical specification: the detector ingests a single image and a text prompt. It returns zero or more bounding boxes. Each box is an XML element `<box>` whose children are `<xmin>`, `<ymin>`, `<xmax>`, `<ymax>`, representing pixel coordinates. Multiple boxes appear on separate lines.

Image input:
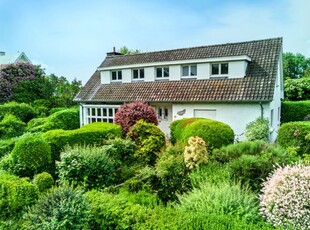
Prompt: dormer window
<box><xmin>211</xmin><ymin>63</ymin><xmax>229</xmax><ymax>76</ymax></box>
<box><xmin>182</xmin><ymin>65</ymin><xmax>197</xmax><ymax>78</ymax></box>
<box><xmin>133</xmin><ymin>68</ymin><xmax>144</xmax><ymax>80</ymax></box>
<box><xmin>156</xmin><ymin>67</ymin><xmax>169</xmax><ymax>78</ymax></box>
<box><xmin>111</xmin><ymin>70</ymin><xmax>122</xmax><ymax>81</ymax></box>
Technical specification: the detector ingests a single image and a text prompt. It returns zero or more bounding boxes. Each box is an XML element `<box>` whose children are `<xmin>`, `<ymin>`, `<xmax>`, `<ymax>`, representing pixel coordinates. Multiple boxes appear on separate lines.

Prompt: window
<box><xmin>111</xmin><ymin>70</ymin><xmax>122</xmax><ymax>81</ymax></box>
<box><xmin>182</xmin><ymin>65</ymin><xmax>197</xmax><ymax>77</ymax></box>
<box><xmin>156</xmin><ymin>67</ymin><xmax>169</xmax><ymax>78</ymax></box>
<box><xmin>85</xmin><ymin>106</ymin><xmax>118</xmax><ymax>124</ymax></box>
<box><xmin>211</xmin><ymin>63</ymin><xmax>229</xmax><ymax>76</ymax></box>
<box><xmin>133</xmin><ymin>68</ymin><xmax>144</xmax><ymax>80</ymax></box>
<box><xmin>158</xmin><ymin>107</ymin><xmax>168</xmax><ymax>120</ymax></box>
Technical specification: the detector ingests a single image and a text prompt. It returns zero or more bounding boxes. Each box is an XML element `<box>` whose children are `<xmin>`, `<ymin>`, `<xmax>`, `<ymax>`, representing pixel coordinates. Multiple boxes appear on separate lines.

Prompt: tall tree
<box><xmin>283</xmin><ymin>52</ymin><xmax>310</xmax><ymax>79</ymax></box>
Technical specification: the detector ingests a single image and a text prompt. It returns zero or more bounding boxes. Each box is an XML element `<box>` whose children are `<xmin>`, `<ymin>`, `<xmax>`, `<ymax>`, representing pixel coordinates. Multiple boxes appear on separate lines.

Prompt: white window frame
<box><xmin>211</xmin><ymin>63</ymin><xmax>229</xmax><ymax>77</ymax></box>
<box><xmin>182</xmin><ymin>64</ymin><xmax>197</xmax><ymax>78</ymax></box>
<box><xmin>81</xmin><ymin>104</ymin><xmax>120</xmax><ymax>126</ymax></box>
<box><xmin>156</xmin><ymin>66</ymin><xmax>169</xmax><ymax>79</ymax></box>
<box><xmin>132</xmin><ymin>68</ymin><xmax>145</xmax><ymax>80</ymax></box>
<box><xmin>111</xmin><ymin>70</ymin><xmax>122</xmax><ymax>82</ymax></box>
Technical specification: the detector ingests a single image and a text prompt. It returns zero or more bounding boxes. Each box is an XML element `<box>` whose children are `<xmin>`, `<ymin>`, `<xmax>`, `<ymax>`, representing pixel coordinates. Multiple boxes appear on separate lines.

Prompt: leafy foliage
<box><xmin>57</xmin><ymin>145</ymin><xmax>117</xmax><ymax>189</ymax></box>
<box><xmin>0</xmin><ymin>101</ymin><xmax>37</xmax><ymax>123</ymax></box>
<box><xmin>0</xmin><ymin>171</ymin><xmax>39</xmax><ymax>220</ymax></box>
<box><xmin>277</xmin><ymin>121</ymin><xmax>310</xmax><ymax>156</ymax></box>
<box><xmin>184</xmin><ymin>136</ymin><xmax>208</xmax><ymax>169</ymax></box>
<box><xmin>23</xmin><ymin>185</ymin><xmax>90</xmax><ymax>230</ymax></box>
<box><xmin>114</xmin><ymin>101</ymin><xmax>158</xmax><ymax>135</ymax></box>
<box><xmin>284</xmin><ymin>77</ymin><xmax>310</xmax><ymax>100</ymax></box>
<box><xmin>172</xmin><ymin>118</ymin><xmax>234</xmax><ymax>150</ymax></box>
<box><xmin>281</xmin><ymin>100</ymin><xmax>310</xmax><ymax>122</ymax></box>
<box><xmin>245</xmin><ymin>117</ymin><xmax>269</xmax><ymax>142</ymax></box>
<box><xmin>33</xmin><ymin>172</ymin><xmax>54</xmax><ymax>193</ymax></box>
<box><xmin>0</xmin><ymin>114</ymin><xmax>26</xmax><ymax>139</ymax></box>
<box><xmin>170</xmin><ymin>118</ymin><xmax>203</xmax><ymax>144</ymax></box>
<box><xmin>260</xmin><ymin>164</ymin><xmax>310</xmax><ymax>229</ymax></box>
<box><xmin>127</xmin><ymin>120</ymin><xmax>166</xmax><ymax>164</ymax></box>
<box><xmin>283</xmin><ymin>52</ymin><xmax>310</xmax><ymax>80</ymax></box>
<box><xmin>10</xmin><ymin>134</ymin><xmax>51</xmax><ymax>177</ymax></box>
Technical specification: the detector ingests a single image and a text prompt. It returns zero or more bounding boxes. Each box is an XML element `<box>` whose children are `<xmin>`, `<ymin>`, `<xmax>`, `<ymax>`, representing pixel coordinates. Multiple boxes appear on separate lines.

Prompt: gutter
<box><xmin>259</xmin><ymin>102</ymin><xmax>264</xmax><ymax>118</ymax></box>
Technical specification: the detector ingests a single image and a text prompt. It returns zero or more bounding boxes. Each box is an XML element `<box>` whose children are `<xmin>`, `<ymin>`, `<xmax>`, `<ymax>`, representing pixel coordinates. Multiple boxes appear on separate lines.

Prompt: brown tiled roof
<box><xmin>75</xmin><ymin>37</ymin><xmax>282</xmax><ymax>103</ymax></box>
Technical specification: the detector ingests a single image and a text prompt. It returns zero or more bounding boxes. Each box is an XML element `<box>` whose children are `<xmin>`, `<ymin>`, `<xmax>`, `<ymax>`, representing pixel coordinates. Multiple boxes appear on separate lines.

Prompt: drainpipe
<box><xmin>259</xmin><ymin>102</ymin><xmax>264</xmax><ymax>118</ymax></box>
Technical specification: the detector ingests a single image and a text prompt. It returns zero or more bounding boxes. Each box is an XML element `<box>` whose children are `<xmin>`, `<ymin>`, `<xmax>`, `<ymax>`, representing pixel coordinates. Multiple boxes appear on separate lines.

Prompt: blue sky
<box><xmin>1</xmin><ymin>0</ymin><xmax>309</xmax><ymax>83</ymax></box>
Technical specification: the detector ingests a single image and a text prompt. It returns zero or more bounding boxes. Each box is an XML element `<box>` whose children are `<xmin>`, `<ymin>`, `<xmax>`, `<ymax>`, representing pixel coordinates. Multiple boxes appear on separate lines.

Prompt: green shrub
<box><xmin>127</xmin><ymin>120</ymin><xmax>166</xmax><ymax>164</ymax></box>
<box><xmin>170</xmin><ymin>118</ymin><xmax>203</xmax><ymax>144</ymax></box>
<box><xmin>281</xmin><ymin>100</ymin><xmax>310</xmax><ymax>123</ymax></box>
<box><xmin>42</xmin><ymin>122</ymin><xmax>122</xmax><ymax>163</ymax></box>
<box><xmin>23</xmin><ymin>185</ymin><xmax>90</xmax><ymax>230</ymax></box>
<box><xmin>260</xmin><ymin>164</ymin><xmax>310</xmax><ymax>229</ymax></box>
<box><xmin>33</xmin><ymin>172</ymin><xmax>54</xmax><ymax>192</ymax></box>
<box><xmin>57</xmin><ymin>145</ymin><xmax>117</xmax><ymax>189</ymax></box>
<box><xmin>0</xmin><ymin>101</ymin><xmax>37</xmax><ymax>123</ymax></box>
<box><xmin>0</xmin><ymin>114</ymin><xmax>26</xmax><ymax>139</ymax></box>
<box><xmin>245</xmin><ymin>117</ymin><xmax>269</xmax><ymax>142</ymax></box>
<box><xmin>0</xmin><ymin>171</ymin><xmax>39</xmax><ymax>220</ymax></box>
<box><xmin>175</xmin><ymin>118</ymin><xmax>234</xmax><ymax>150</ymax></box>
<box><xmin>26</xmin><ymin>117</ymin><xmax>47</xmax><ymax>131</ymax></box>
<box><xmin>0</xmin><ymin>133</ymin><xmax>34</xmax><ymax>158</ymax></box>
<box><xmin>210</xmin><ymin>140</ymin><xmax>267</xmax><ymax>163</ymax></box>
<box><xmin>103</xmin><ymin>137</ymin><xmax>137</xmax><ymax>163</ymax></box>
<box><xmin>11</xmin><ymin>134</ymin><xmax>51</xmax><ymax>177</ymax></box>
<box><xmin>277</xmin><ymin>121</ymin><xmax>310</xmax><ymax>155</ymax></box>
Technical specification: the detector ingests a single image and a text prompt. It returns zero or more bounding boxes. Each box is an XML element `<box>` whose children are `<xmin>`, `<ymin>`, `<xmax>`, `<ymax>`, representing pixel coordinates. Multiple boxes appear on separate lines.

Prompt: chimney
<box><xmin>106</xmin><ymin>47</ymin><xmax>122</xmax><ymax>57</ymax></box>
<box><xmin>0</xmin><ymin>51</ymin><xmax>5</xmax><ymax>56</ymax></box>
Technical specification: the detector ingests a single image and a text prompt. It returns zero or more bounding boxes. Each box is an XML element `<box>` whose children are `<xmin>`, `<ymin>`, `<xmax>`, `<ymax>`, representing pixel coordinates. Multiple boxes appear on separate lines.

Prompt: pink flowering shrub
<box><xmin>184</xmin><ymin>136</ymin><xmax>208</xmax><ymax>169</ymax></box>
<box><xmin>114</xmin><ymin>101</ymin><xmax>158</xmax><ymax>135</ymax></box>
<box><xmin>259</xmin><ymin>164</ymin><xmax>310</xmax><ymax>229</ymax></box>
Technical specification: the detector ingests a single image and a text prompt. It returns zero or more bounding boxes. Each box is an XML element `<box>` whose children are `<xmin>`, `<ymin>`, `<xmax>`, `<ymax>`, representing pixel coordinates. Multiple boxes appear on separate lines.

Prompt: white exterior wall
<box><xmin>172</xmin><ymin>103</ymin><xmax>269</xmax><ymax>141</ymax></box>
<box><xmin>122</xmin><ymin>69</ymin><xmax>131</xmax><ymax>83</ymax></box>
<box><xmin>169</xmin><ymin>65</ymin><xmax>181</xmax><ymax>81</ymax></box>
<box><xmin>229</xmin><ymin>61</ymin><xmax>248</xmax><ymax>78</ymax></box>
<box><xmin>197</xmin><ymin>63</ymin><xmax>210</xmax><ymax>79</ymax></box>
<box><xmin>144</xmin><ymin>67</ymin><xmax>155</xmax><ymax>82</ymax></box>
<box><xmin>101</xmin><ymin>71</ymin><xmax>110</xmax><ymax>84</ymax></box>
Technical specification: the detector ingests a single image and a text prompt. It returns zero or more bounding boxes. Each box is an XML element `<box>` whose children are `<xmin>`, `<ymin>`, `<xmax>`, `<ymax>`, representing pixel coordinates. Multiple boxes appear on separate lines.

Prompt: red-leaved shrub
<box><xmin>114</xmin><ymin>101</ymin><xmax>158</xmax><ymax>135</ymax></box>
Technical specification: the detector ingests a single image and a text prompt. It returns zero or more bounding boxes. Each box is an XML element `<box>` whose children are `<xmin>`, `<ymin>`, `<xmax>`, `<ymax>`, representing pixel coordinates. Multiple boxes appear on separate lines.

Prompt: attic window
<box><xmin>156</xmin><ymin>67</ymin><xmax>169</xmax><ymax>78</ymax></box>
<box><xmin>133</xmin><ymin>68</ymin><xmax>144</xmax><ymax>80</ymax></box>
<box><xmin>211</xmin><ymin>63</ymin><xmax>229</xmax><ymax>76</ymax></box>
<box><xmin>182</xmin><ymin>65</ymin><xmax>197</xmax><ymax>78</ymax></box>
<box><xmin>111</xmin><ymin>70</ymin><xmax>122</xmax><ymax>81</ymax></box>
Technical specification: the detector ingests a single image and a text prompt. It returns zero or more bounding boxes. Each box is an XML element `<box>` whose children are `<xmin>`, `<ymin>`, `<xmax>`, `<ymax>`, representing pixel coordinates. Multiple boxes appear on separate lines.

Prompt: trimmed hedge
<box><xmin>171</xmin><ymin>118</ymin><xmax>234</xmax><ymax>150</ymax></box>
<box><xmin>0</xmin><ymin>114</ymin><xmax>26</xmax><ymax>139</ymax></box>
<box><xmin>42</xmin><ymin>122</ymin><xmax>122</xmax><ymax>162</ymax></box>
<box><xmin>277</xmin><ymin>121</ymin><xmax>310</xmax><ymax>155</ymax></box>
<box><xmin>0</xmin><ymin>171</ymin><xmax>39</xmax><ymax>220</ymax></box>
<box><xmin>0</xmin><ymin>101</ymin><xmax>37</xmax><ymax>123</ymax></box>
<box><xmin>33</xmin><ymin>172</ymin><xmax>54</xmax><ymax>192</ymax></box>
<box><xmin>281</xmin><ymin>100</ymin><xmax>310</xmax><ymax>123</ymax></box>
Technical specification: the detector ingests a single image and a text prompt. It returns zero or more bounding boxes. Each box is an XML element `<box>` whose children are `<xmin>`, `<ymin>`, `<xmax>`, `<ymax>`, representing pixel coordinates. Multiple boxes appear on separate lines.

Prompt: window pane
<box><xmin>103</xmin><ymin>109</ymin><xmax>107</xmax><ymax>116</ymax></box>
<box><xmin>182</xmin><ymin>66</ymin><xmax>189</xmax><ymax>76</ymax></box>
<box><xmin>133</xmin><ymin>69</ymin><xmax>138</xmax><ymax>79</ymax></box>
<box><xmin>211</xmin><ymin>64</ymin><xmax>219</xmax><ymax>75</ymax></box>
<box><xmin>156</xmin><ymin>68</ymin><xmax>162</xmax><ymax>78</ymax></box>
<box><xmin>97</xmin><ymin>109</ymin><xmax>101</xmax><ymax>116</ymax></box>
<box><xmin>118</xmin><ymin>71</ymin><xmax>122</xmax><ymax>80</ymax></box>
<box><xmin>221</xmin><ymin>63</ymin><xmax>228</xmax><ymax>74</ymax></box>
<box><xmin>112</xmin><ymin>71</ymin><xmax>117</xmax><ymax>80</ymax></box>
<box><xmin>140</xmin><ymin>69</ymin><xmax>144</xmax><ymax>78</ymax></box>
<box><xmin>109</xmin><ymin>108</ymin><xmax>113</xmax><ymax>116</ymax></box>
<box><xmin>164</xmin><ymin>67</ymin><xmax>169</xmax><ymax>77</ymax></box>
<box><xmin>191</xmin><ymin>65</ymin><xmax>197</xmax><ymax>76</ymax></box>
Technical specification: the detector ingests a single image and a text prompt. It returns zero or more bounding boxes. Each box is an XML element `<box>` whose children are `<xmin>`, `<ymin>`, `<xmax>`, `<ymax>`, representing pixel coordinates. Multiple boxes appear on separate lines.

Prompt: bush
<box><xmin>0</xmin><ymin>137</ymin><xmax>18</xmax><ymax>158</ymax></box>
<box><xmin>103</xmin><ymin>138</ymin><xmax>137</xmax><ymax>164</ymax></box>
<box><xmin>23</xmin><ymin>185</ymin><xmax>90</xmax><ymax>230</ymax></box>
<box><xmin>42</xmin><ymin>122</ymin><xmax>122</xmax><ymax>163</ymax></box>
<box><xmin>170</xmin><ymin>118</ymin><xmax>203</xmax><ymax>144</ymax></box>
<box><xmin>176</xmin><ymin>118</ymin><xmax>234</xmax><ymax>150</ymax></box>
<box><xmin>184</xmin><ymin>136</ymin><xmax>209</xmax><ymax>169</ymax></box>
<box><xmin>245</xmin><ymin>117</ymin><xmax>269</xmax><ymax>142</ymax></box>
<box><xmin>26</xmin><ymin>117</ymin><xmax>47</xmax><ymax>131</ymax></box>
<box><xmin>281</xmin><ymin>100</ymin><xmax>310</xmax><ymax>123</ymax></box>
<box><xmin>114</xmin><ymin>101</ymin><xmax>158</xmax><ymax>135</ymax></box>
<box><xmin>11</xmin><ymin>134</ymin><xmax>51</xmax><ymax>177</ymax></box>
<box><xmin>57</xmin><ymin>145</ymin><xmax>117</xmax><ymax>189</ymax></box>
<box><xmin>260</xmin><ymin>164</ymin><xmax>310</xmax><ymax>229</ymax></box>
<box><xmin>33</xmin><ymin>172</ymin><xmax>54</xmax><ymax>192</ymax></box>
<box><xmin>210</xmin><ymin>140</ymin><xmax>267</xmax><ymax>163</ymax></box>
<box><xmin>0</xmin><ymin>171</ymin><xmax>39</xmax><ymax>220</ymax></box>
<box><xmin>277</xmin><ymin>121</ymin><xmax>310</xmax><ymax>155</ymax></box>
<box><xmin>0</xmin><ymin>101</ymin><xmax>37</xmax><ymax>123</ymax></box>
<box><xmin>0</xmin><ymin>114</ymin><xmax>26</xmax><ymax>139</ymax></box>
<box><xmin>284</xmin><ymin>77</ymin><xmax>310</xmax><ymax>101</ymax></box>
<box><xmin>127</xmin><ymin>120</ymin><xmax>166</xmax><ymax>164</ymax></box>
<box><xmin>28</xmin><ymin>108</ymin><xmax>79</xmax><ymax>132</ymax></box>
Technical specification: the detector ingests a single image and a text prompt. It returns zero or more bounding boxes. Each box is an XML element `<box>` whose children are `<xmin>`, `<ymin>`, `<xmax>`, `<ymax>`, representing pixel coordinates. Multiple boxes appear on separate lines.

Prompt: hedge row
<box><xmin>0</xmin><ymin>101</ymin><xmax>37</xmax><ymax>123</ymax></box>
<box><xmin>170</xmin><ymin>118</ymin><xmax>234</xmax><ymax>150</ymax></box>
<box><xmin>281</xmin><ymin>100</ymin><xmax>310</xmax><ymax>123</ymax></box>
<box><xmin>277</xmin><ymin>121</ymin><xmax>310</xmax><ymax>155</ymax></box>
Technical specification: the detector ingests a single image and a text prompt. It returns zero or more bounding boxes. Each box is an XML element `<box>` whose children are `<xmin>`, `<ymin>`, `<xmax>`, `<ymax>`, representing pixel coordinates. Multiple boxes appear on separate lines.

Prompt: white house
<box><xmin>74</xmin><ymin>38</ymin><xmax>284</xmax><ymax>142</ymax></box>
<box><xmin>0</xmin><ymin>51</ymin><xmax>31</xmax><ymax>67</ymax></box>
